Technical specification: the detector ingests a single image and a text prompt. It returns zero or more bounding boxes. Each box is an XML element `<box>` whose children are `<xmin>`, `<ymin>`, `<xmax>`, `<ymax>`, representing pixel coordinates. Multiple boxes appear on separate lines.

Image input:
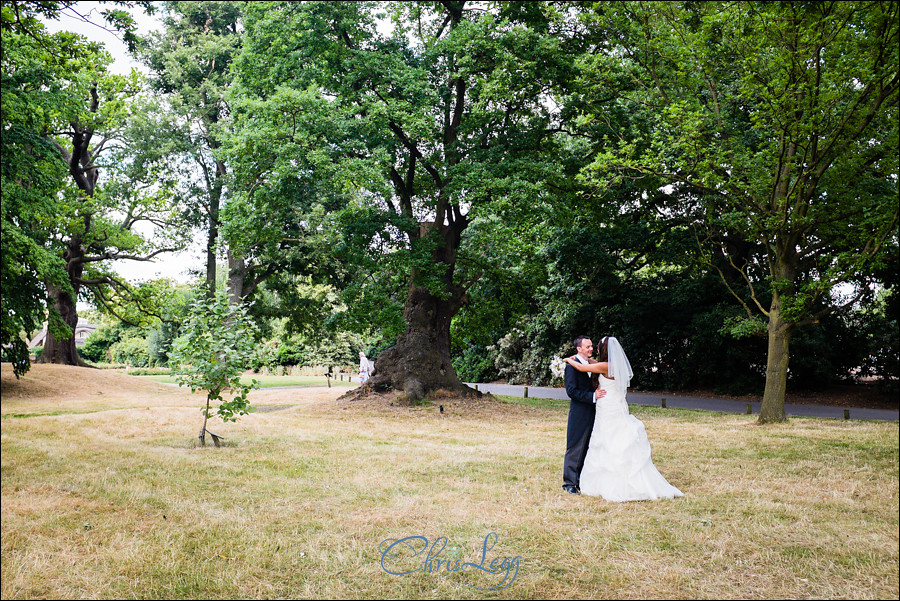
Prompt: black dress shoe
<box><xmin>564</xmin><ymin>486</ymin><xmax>580</xmax><ymax>494</ymax></box>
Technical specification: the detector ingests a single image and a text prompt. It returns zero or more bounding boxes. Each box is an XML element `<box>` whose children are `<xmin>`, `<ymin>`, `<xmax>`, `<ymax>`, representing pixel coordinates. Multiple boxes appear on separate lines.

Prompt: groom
<box><xmin>563</xmin><ymin>335</ymin><xmax>605</xmax><ymax>494</ymax></box>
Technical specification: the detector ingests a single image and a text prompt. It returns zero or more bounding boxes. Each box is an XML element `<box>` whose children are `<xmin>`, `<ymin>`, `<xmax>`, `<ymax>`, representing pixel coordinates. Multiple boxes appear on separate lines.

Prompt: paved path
<box><xmin>178</xmin><ymin>381</ymin><xmax>897</xmax><ymax>422</ymax></box>
<box><xmin>467</xmin><ymin>383</ymin><xmax>899</xmax><ymax>422</ymax></box>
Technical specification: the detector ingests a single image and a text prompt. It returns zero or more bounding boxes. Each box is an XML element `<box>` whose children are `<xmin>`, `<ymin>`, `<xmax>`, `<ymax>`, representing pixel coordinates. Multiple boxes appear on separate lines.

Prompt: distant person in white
<box><xmin>359</xmin><ymin>352</ymin><xmax>373</xmax><ymax>383</ymax></box>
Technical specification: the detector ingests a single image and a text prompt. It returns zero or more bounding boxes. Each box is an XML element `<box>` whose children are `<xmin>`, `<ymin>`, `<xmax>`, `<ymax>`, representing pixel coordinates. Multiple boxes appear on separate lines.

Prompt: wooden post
<box><xmin>746</xmin><ymin>403</ymin><xmax>752</xmax><ymax>415</ymax></box>
<box><xmin>474</xmin><ymin>384</ymin><xmax>479</xmax><ymax>391</ymax></box>
<box><xmin>661</xmin><ymin>398</ymin><xmax>667</xmax><ymax>408</ymax></box>
<box><xmin>844</xmin><ymin>409</ymin><xmax>850</xmax><ymax>420</ymax></box>
<box><xmin>206</xmin><ymin>429</ymin><xmax>224</xmax><ymax>447</ymax></box>
<box><xmin>524</xmin><ymin>386</ymin><xmax>529</xmax><ymax>398</ymax></box>
<box><xmin>199</xmin><ymin>396</ymin><xmax>211</xmax><ymax>446</ymax></box>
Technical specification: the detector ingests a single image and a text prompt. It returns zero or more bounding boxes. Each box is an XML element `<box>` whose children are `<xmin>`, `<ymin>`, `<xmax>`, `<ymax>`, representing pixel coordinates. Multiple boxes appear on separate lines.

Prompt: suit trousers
<box><xmin>563</xmin><ymin>400</ymin><xmax>596</xmax><ymax>489</ymax></box>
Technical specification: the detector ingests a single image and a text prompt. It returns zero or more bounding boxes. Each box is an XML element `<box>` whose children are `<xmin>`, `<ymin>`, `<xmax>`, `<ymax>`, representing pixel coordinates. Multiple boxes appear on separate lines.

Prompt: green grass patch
<box><xmin>494</xmin><ymin>394</ymin><xmax>569</xmax><ymax>410</ymax></box>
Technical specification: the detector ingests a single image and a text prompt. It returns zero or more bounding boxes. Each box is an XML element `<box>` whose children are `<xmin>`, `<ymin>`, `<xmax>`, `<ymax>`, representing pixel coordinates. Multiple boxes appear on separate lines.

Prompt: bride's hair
<box><xmin>586</xmin><ymin>336</ymin><xmax>607</xmax><ymax>391</ymax></box>
<box><xmin>597</xmin><ymin>336</ymin><xmax>609</xmax><ymax>362</ymax></box>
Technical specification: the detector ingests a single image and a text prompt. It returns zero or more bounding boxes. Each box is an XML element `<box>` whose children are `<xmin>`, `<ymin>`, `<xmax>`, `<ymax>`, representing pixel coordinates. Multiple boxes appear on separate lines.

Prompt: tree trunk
<box><xmin>205</xmin><ymin>159</ymin><xmax>226</xmax><ymax>298</ymax></box>
<box><xmin>206</xmin><ymin>214</ymin><xmax>218</xmax><ymax>297</ymax></box>
<box><xmin>367</xmin><ymin>284</ymin><xmax>469</xmax><ymax>397</ymax></box>
<box><xmin>759</xmin><ymin>303</ymin><xmax>792</xmax><ymax>423</ymax></box>
<box><xmin>226</xmin><ymin>249</ymin><xmax>248</xmax><ymax>304</ymax></box>
<box><xmin>40</xmin><ymin>96</ymin><xmax>97</xmax><ymax>367</ymax></box>
<box><xmin>37</xmin><ymin>280</ymin><xmax>86</xmax><ymax>367</ymax></box>
<box><xmin>199</xmin><ymin>395</ymin><xmax>211</xmax><ymax>446</ymax></box>
<box><xmin>366</xmin><ymin>223</ymin><xmax>478</xmax><ymax>399</ymax></box>
<box><xmin>37</xmin><ymin>238</ymin><xmax>87</xmax><ymax>367</ymax></box>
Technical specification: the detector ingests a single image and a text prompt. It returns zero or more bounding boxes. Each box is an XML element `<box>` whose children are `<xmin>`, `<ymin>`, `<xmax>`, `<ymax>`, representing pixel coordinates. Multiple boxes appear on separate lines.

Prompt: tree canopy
<box><xmin>2</xmin><ymin>1</ymin><xmax>897</xmax><ymax>417</ymax></box>
<box><xmin>576</xmin><ymin>0</ymin><xmax>899</xmax><ymax>421</ymax></box>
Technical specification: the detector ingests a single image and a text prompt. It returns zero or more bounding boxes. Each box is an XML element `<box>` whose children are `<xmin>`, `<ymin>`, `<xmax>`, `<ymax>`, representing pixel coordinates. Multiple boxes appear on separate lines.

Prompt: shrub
<box><xmin>125</xmin><ymin>368</ymin><xmax>171</xmax><ymax>376</ymax></box>
<box><xmin>79</xmin><ymin>323</ymin><xmax>125</xmax><ymax>363</ymax></box>
<box><xmin>109</xmin><ymin>337</ymin><xmax>150</xmax><ymax>367</ymax></box>
<box><xmin>452</xmin><ymin>344</ymin><xmax>499</xmax><ymax>383</ymax></box>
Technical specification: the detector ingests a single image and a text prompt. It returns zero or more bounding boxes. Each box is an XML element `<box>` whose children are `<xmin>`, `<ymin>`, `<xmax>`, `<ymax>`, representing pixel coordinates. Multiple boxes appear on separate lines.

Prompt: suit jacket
<box><xmin>564</xmin><ymin>360</ymin><xmax>595</xmax><ymax>406</ymax></box>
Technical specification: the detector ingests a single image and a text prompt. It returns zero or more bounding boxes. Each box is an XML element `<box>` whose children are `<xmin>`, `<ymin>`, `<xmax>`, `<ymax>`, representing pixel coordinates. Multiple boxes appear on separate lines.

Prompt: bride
<box><xmin>564</xmin><ymin>337</ymin><xmax>683</xmax><ymax>502</ymax></box>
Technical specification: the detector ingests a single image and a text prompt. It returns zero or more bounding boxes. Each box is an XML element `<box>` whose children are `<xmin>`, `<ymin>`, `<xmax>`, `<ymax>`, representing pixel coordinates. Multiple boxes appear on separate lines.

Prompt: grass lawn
<box><xmin>139</xmin><ymin>374</ymin><xmax>359</xmax><ymax>388</ymax></box>
<box><xmin>1</xmin><ymin>364</ymin><xmax>897</xmax><ymax>599</ymax></box>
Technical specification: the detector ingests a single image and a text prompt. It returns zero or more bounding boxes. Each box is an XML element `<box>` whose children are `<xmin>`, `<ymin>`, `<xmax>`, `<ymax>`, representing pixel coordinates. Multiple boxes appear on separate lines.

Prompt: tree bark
<box><xmin>37</xmin><ymin>240</ymin><xmax>87</xmax><ymax>367</ymax></box>
<box><xmin>226</xmin><ymin>249</ymin><xmax>248</xmax><ymax>304</ymax></box>
<box><xmin>205</xmin><ymin>158</ymin><xmax>226</xmax><ymax>297</ymax></box>
<box><xmin>759</xmin><ymin>301</ymin><xmax>791</xmax><ymax>423</ymax></box>
<box><xmin>205</xmin><ymin>205</ymin><xmax>219</xmax><ymax>297</ymax></box>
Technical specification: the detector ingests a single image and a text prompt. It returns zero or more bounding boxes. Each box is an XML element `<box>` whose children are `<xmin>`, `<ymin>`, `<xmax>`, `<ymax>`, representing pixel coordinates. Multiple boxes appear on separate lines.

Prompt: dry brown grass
<box><xmin>2</xmin><ymin>363</ymin><xmax>898</xmax><ymax>599</ymax></box>
<box><xmin>1</xmin><ymin>363</ymin><xmax>190</xmax><ymax>416</ymax></box>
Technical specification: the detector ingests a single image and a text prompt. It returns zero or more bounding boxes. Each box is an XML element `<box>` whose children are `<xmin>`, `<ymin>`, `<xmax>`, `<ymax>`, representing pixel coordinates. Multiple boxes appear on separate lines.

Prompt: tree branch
<box><xmin>81</xmin><ymin>247</ymin><xmax>181</xmax><ymax>263</ymax></box>
<box><xmin>694</xmin><ymin>228</ymin><xmax>769</xmax><ymax>319</ymax></box>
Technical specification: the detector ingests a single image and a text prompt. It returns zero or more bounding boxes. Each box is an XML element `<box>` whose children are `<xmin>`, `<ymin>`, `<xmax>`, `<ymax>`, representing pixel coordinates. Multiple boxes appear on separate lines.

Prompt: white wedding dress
<box><xmin>579</xmin><ymin>374</ymin><xmax>684</xmax><ymax>502</ymax></box>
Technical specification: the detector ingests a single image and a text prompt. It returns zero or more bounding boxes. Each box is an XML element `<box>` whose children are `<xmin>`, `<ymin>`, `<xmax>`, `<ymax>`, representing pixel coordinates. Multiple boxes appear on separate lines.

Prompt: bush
<box><xmin>275</xmin><ymin>341</ymin><xmax>306</xmax><ymax>367</ymax></box>
<box><xmin>452</xmin><ymin>344</ymin><xmax>499</xmax><ymax>383</ymax></box>
<box><xmin>490</xmin><ymin>325</ymin><xmax>567</xmax><ymax>386</ymax></box>
<box><xmin>79</xmin><ymin>324</ymin><xmax>124</xmax><ymax>363</ymax></box>
<box><xmin>125</xmin><ymin>368</ymin><xmax>171</xmax><ymax>376</ymax></box>
<box><xmin>109</xmin><ymin>337</ymin><xmax>150</xmax><ymax>367</ymax></box>
<box><xmin>260</xmin><ymin>331</ymin><xmax>366</xmax><ymax>370</ymax></box>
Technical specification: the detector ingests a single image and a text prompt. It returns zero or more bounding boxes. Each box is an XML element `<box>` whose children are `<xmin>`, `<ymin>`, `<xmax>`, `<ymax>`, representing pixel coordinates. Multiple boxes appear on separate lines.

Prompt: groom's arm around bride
<box><xmin>564</xmin><ymin>361</ymin><xmax>597</xmax><ymax>407</ymax></box>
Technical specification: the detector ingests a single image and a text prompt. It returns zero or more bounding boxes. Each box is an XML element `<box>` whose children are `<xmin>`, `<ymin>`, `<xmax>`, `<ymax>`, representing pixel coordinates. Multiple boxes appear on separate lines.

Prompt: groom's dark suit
<box><xmin>563</xmin><ymin>360</ymin><xmax>596</xmax><ymax>491</ymax></box>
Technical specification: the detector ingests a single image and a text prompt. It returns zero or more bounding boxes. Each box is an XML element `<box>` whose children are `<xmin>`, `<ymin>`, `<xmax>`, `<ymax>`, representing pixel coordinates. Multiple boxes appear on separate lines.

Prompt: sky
<box><xmin>42</xmin><ymin>2</ymin><xmax>204</xmax><ymax>286</ymax></box>
<box><xmin>40</xmin><ymin>1</ymin><xmax>157</xmax><ymax>75</ymax></box>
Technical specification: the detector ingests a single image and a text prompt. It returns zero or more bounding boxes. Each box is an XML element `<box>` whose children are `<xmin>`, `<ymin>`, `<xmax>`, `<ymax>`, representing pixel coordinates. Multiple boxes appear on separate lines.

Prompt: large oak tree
<box><xmin>2</xmin><ymin>0</ymin><xmax>184</xmax><ymax>367</ymax></box>
<box><xmin>232</xmin><ymin>1</ymin><xmax>575</xmax><ymax>396</ymax></box>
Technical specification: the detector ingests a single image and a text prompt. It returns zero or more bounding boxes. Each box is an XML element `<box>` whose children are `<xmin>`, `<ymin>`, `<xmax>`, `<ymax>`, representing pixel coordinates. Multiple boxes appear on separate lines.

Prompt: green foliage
<box><xmin>79</xmin><ymin>324</ymin><xmax>120</xmax><ymax>363</ymax></box>
<box><xmin>109</xmin><ymin>336</ymin><xmax>150</xmax><ymax>368</ymax></box>
<box><xmin>169</xmin><ymin>290</ymin><xmax>260</xmax><ymax>422</ymax></box>
<box><xmin>578</xmin><ymin>2</ymin><xmax>899</xmax><ymax>322</ymax></box>
<box><xmin>720</xmin><ymin>316</ymin><xmax>767</xmax><ymax>340</ymax></box>
<box><xmin>79</xmin><ymin>320</ymin><xmax>140</xmax><ymax>363</ymax></box>
<box><xmin>125</xmin><ymin>367</ymin><xmax>170</xmax><ymax>376</ymax></box>
<box><xmin>452</xmin><ymin>344</ymin><xmax>498</xmax><ymax>384</ymax></box>
<box><xmin>456</xmin><ymin>210</ymin><xmax>775</xmax><ymax>393</ymax></box>
<box><xmin>2</xmin><ymin>1</ymin><xmax>189</xmax><ymax>369</ymax></box>
<box><xmin>459</xmin><ymin>204</ymin><xmax>897</xmax><ymax>395</ymax></box>
<box><xmin>0</xmin><ymin>2</ymin><xmax>78</xmax><ymax>376</ymax></box>
<box><xmin>258</xmin><ymin>327</ymin><xmax>369</xmax><ymax>371</ymax></box>
<box><xmin>146</xmin><ymin>327</ymin><xmax>167</xmax><ymax>366</ymax></box>
<box><xmin>848</xmin><ymin>284</ymin><xmax>900</xmax><ymax>394</ymax></box>
<box><xmin>490</xmin><ymin>326</ymin><xmax>564</xmax><ymax>386</ymax></box>
<box><xmin>568</xmin><ymin>1</ymin><xmax>898</xmax><ymax>415</ymax></box>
